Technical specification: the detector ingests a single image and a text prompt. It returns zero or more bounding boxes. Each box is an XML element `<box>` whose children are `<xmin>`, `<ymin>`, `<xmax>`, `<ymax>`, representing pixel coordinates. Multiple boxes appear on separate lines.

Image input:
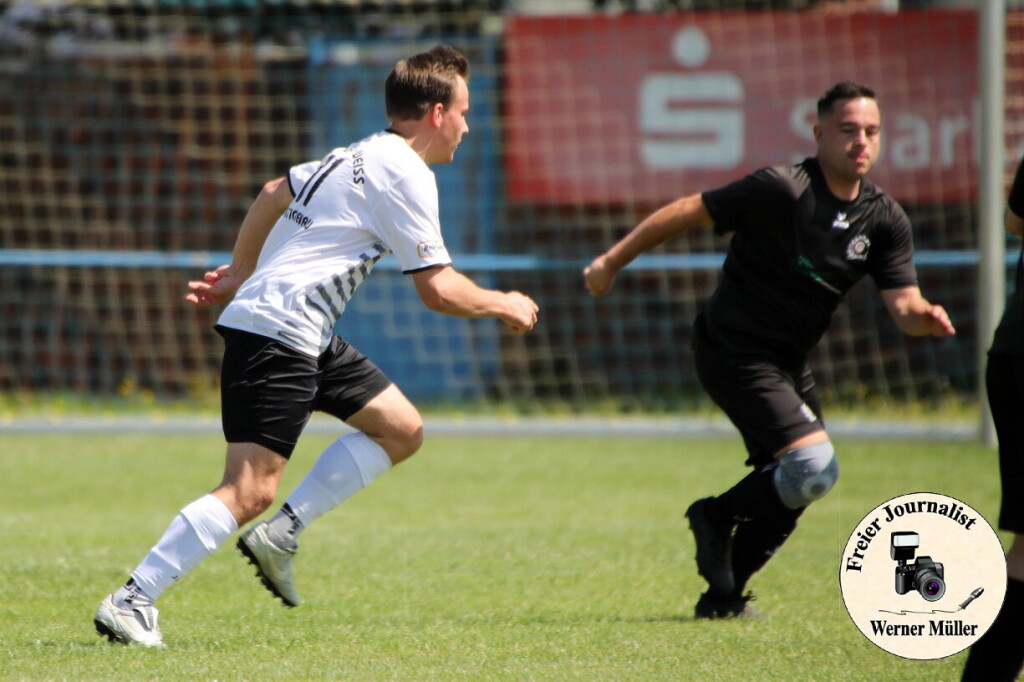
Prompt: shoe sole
<box><xmin>94</xmin><ymin>617</ymin><xmax>126</xmax><ymax>644</ymax></box>
<box><xmin>686</xmin><ymin>499</ymin><xmax>735</xmax><ymax>595</ymax></box>
<box><xmin>94</xmin><ymin>616</ymin><xmax>164</xmax><ymax>646</ymax></box>
<box><xmin>694</xmin><ymin>589</ymin><xmax>763</xmax><ymax>620</ymax></box>
<box><xmin>694</xmin><ymin>606</ymin><xmax>764</xmax><ymax>620</ymax></box>
<box><xmin>237</xmin><ymin>535</ymin><xmax>299</xmax><ymax>608</ymax></box>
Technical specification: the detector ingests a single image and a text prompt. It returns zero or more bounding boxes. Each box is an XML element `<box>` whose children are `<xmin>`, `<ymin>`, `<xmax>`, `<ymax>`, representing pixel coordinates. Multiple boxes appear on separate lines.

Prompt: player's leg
<box><xmin>961</xmin><ymin>539</ymin><xmax>1024</xmax><ymax>682</ymax></box>
<box><xmin>726</xmin><ymin>436</ymin><xmax>830</xmax><ymax>594</ymax></box>
<box><xmin>95</xmin><ymin>443</ymin><xmax>286</xmax><ymax>646</ymax></box>
<box><xmin>270</xmin><ymin>383</ymin><xmax>422</xmax><ymax>543</ymax></box>
<box><xmin>727</xmin><ymin>367</ymin><xmax>834</xmax><ymax>597</ymax></box>
<box><xmin>961</xmin><ymin>354</ymin><xmax>1024</xmax><ymax>682</ymax></box>
<box><xmin>123</xmin><ymin>442</ymin><xmax>287</xmax><ymax>599</ymax></box>
<box><xmin>243</xmin><ymin>337</ymin><xmax>421</xmax><ymax>605</ymax></box>
<box><xmin>693</xmin><ymin>431</ymin><xmax>833</xmax><ymax>619</ymax></box>
<box><xmin>691</xmin><ymin>434</ymin><xmax>826</xmax><ymax>619</ymax></box>
<box><xmin>93</xmin><ymin>487</ymin><xmax>241</xmax><ymax>648</ymax></box>
<box><xmin>709</xmin><ymin>360</ymin><xmax>833</xmax><ymax>517</ymax></box>
<box><xmin>1009</xmin><ymin>534</ymin><xmax>1024</xmax><ymax>582</ymax></box>
<box><xmin>96</xmin><ymin>327</ymin><xmax>315</xmax><ymax>643</ymax></box>
<box><xmin>690</xmin><ymin>349</ymin><xmax>833</xmax><ymax>617</ymax></box>
<box><xmin>730</xmin><ymin>506</ymin><xmax>804</xmax><ymax>595</ymax></box>
<box><xmin>728</xmin><ymin>413</ymin><xmax>836</xmax><ymax>604</ymax></box>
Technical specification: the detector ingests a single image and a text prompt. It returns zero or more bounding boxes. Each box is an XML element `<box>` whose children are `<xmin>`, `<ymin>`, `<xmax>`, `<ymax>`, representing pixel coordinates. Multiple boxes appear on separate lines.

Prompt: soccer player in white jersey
<box><xmin>94</xmin><ymin>45</ymin><xmax>539</xmax><ymax>647</ymax></box>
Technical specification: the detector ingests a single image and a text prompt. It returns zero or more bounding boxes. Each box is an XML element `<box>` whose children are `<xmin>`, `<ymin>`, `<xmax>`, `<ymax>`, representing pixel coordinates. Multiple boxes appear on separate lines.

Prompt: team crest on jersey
<box><xmin>846</xmin><ymin>235</ymin><xmax>871</xmax><ymax>261</ymax></box>
<box><xmin>831</xmin><ymin>211</ymin><xmax>850</xmax><ymax>230</ymax></box>
<box><xmin>417</xmin><ymin>240</ymin><xmax>446</xmax><ymax>258</ymax></box>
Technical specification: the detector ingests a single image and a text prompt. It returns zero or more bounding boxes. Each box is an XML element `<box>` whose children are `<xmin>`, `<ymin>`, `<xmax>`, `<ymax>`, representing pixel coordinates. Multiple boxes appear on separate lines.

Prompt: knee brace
<box><xmin>773</xmin><ymin>441</ymin><xmax>839</xmax><ymax>510</ymax></box>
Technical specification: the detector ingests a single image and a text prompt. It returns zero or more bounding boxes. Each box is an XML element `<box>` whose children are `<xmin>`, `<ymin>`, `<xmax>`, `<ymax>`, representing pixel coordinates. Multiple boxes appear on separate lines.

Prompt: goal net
<box><xmin>0</xmin><ymin>1</ymin><xmax>1014</xmax><ymax>416</ymax></box>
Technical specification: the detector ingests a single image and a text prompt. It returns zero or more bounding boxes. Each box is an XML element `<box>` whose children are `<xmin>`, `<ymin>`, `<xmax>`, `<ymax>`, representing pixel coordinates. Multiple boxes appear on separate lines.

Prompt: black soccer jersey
<box><xmin>700</xmin><ymin>158</ymin><xmax>918</xmax><ymax>357</ymax></box>
<box><xmin>991</xmin><ymin>156</ymin><xmax>1024</xmax><ymax>356</ymax></box>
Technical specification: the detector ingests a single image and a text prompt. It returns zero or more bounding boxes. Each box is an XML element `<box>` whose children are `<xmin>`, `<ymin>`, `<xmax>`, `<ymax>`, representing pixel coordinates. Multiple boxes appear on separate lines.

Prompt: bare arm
<box><xmin>185</xmin><ymin>177</ymin><xmax>294</xmax><ymax>307</ymax></box>
<box><xmin>880</xmin><ymin>286</ymin><xmax>956</xmax><ymax>337</ymax></box>
<box><xmin>583</xmin><ymin>193</ymin><xmax>712</xmax><ymax>296</ymax></box>
<box><xmin>412</xmin><ymin>265</ymin><xmax>538</xmax><ymax>334</ymax></box>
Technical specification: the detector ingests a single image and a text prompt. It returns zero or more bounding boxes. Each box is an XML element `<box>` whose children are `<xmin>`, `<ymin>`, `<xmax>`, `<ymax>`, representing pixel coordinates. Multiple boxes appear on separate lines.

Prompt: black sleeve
<box><xmin>701</xmin><ymin>167</ymin><xmax>792</xmax><ymax>238</ymax></box>
<box><xmin>1009</xmin><ymin>155</ymin><xmax>1024</xmax><ymax>217</ymax></box>
<box><xmin>870</xmin><ymin>200</ymin><xmax>919</xmax><ymax>291</ymax></box>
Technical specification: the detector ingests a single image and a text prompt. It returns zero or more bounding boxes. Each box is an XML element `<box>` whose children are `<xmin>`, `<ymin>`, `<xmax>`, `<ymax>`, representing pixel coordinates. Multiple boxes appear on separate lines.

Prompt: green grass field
<box><xmin>0</xmin><ymin>430</ymin><xmax>1004</xmax><ymax>680</ymax></box>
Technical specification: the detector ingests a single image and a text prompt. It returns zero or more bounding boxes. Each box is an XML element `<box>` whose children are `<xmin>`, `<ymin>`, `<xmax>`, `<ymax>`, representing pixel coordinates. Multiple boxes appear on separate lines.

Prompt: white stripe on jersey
<box><xmin>217</xmin><ymin>131</ymin><xmax>451</xmax><ymax>357</ymax></box>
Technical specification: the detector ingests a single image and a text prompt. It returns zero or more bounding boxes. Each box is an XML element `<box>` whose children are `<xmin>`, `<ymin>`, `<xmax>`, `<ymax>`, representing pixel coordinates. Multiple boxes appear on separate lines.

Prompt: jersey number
<box><xmin>295</xmin><ymin>155</ymin><xmax>344</xmax><ymax>207</ymax></box>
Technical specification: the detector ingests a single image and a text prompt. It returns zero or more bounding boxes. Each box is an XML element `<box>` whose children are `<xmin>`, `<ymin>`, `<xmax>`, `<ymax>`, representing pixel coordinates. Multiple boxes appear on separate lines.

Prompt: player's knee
<box><xmin>398</xmin><ymin>424</ymin><xmax>424</xmax><ymax>460</ymax></box>
<box><xmin>380</xmin><ymin>420</ymin><xmax>424</xmax><ymax>464</ymax></box>
<box><xmin>220</xmin><ymin>485</ymin><xmax>276</xmax><ymax>525</ymax></box>
<box><xmin>245</xmin><ymin>482</ymin><xmax>279</xmax><ymax>518</ymax></box>
<box><xmin>773</xmin><ymin>440</ymin><xmax>838</xmax><ymax>510</ymax></box>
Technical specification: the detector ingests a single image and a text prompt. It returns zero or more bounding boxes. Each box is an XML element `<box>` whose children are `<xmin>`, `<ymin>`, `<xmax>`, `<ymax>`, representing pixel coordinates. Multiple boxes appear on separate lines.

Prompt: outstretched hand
<box><xmin>184</xmin><ymin>264</ymin><xmax>245</xmax><ymax>307</ymax></box>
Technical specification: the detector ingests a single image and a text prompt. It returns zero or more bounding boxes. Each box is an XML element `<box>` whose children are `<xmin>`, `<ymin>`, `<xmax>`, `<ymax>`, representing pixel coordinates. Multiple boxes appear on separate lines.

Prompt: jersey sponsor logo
<box><xmin>832</xmin><ymin>211</ymin><xmax>850</xmax><ymax>230</ymax></box>
<box><xmin>352</xmin><ymin>147</ymin><xmax>366</xmax><ymax>185</ymax></box>
<box><xmin>284</xmin><ymin>207</ymin><xmax>313</xmax><ymax>229</ymax></box>
<box><xmin>417</xmin><ymin>240</ymin><xmax>446</xmax><ymax>259</ymax></box>
<box><xmin>846</xmin><ymin>235</ymin><xmax>871</xmax><ymax>261</ymax></box>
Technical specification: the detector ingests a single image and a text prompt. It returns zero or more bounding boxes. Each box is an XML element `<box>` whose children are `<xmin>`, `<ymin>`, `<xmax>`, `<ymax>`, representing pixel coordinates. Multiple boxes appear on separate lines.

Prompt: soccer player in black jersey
<box><xmin>584</xmin><ymin>81</ymin><xmax>955</xmax><ymax>618</ymax></box>
<box><xmin>960</xmin><ymin>157</ymin><xmax>1024</xmax><ymax>681</ymax></box>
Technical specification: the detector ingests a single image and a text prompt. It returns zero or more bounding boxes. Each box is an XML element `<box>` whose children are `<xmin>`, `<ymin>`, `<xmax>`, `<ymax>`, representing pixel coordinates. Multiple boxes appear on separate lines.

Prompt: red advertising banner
<box><xmin>504</xmin><ymin>11</ymin><xmax>979</xmax><ymax>205</ymax></box>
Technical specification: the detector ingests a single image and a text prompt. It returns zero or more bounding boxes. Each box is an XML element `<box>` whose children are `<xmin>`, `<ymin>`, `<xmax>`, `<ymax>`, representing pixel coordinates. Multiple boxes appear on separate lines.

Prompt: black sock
<box><xmin>113</xmin><ymin>577</ymin><xmax>152</xmax><ymax>607</ymax></box>
<box><xmin>961</xmin><ymin>577</ymin><xmax>1024</xmax><ymax>682</ymax></box>
<box><xmin>265</xmin><ymin>503</ymin><xmax>303</xmax><ymax>549</ymax></box>
<box><xmin>710</xmin><ymin>465</ymin><xmax>789</xmax><ymax>524</ymax></box>
<box><xmin>731</xmin><ymin>506</ymin><xmax>804</xmax><ymax>595</ymax></box>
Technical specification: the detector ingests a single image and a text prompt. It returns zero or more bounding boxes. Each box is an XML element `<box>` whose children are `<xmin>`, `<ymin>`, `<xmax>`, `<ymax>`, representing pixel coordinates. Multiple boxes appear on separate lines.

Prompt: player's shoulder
<box><xmin>361</xmin><ymin>131</ymin><xmax>432</xmax><ymax>182</ymax></box>
<box><xmin>748</xmin><ymin>159</ymin><xmax>814</xmax><ymax>199</ymax></box>
<box><xmin>858</xmin><ymin>177</ymin><xmax>904</xmax><ymax>212</ymax></box>
<box><xmin>855</xmin><ymin>178</ymin><xmax>912</xmax><ymax>234</ymax></box>
<box><xmin>360</xmin><ymin>131</ymin><xmax>418</xmax><ymax>161</ymax></box>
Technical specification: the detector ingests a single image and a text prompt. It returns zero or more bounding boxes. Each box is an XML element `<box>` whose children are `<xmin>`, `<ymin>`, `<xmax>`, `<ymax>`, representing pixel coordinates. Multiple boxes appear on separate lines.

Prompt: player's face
<box><xmin>433</xmin><ymin>76</ymin><xmax>470</xmax><ymax>164</ymax></box>
<box><xmin>814</xmin><ymin>97</ymin><xmax>881</xmax><ymax>186</ymax></box>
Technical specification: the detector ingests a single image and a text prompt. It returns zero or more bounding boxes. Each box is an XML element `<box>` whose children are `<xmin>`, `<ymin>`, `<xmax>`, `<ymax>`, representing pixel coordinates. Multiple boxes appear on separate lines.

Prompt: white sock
<box><xmin>282</xmin><ymin>432</ymin><xmax>392</xmax><ymax>536</ymax></box>
<box><xmin>126</xmin><ymin>494</ymin><xmax>238</xmax><ymax>603</ymax></box>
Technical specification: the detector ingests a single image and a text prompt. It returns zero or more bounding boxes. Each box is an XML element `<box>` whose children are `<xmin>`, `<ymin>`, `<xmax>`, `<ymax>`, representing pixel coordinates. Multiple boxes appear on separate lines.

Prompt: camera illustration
<box><xmin>891</xmin><ymin>531</ymin><xmax>946</xmax><ymax>601</ymax></box>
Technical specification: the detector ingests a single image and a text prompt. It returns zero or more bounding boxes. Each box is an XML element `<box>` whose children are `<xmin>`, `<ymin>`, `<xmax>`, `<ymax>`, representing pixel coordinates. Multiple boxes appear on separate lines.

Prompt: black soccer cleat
<box><xmin>695</xmin><ymin>590</ymin><xmax>762</xmax><ymax>620</ymax></box>
<box><xmin>686</xmin><ymin>497</ymin><xmax>736</xmax><ymax>595</ymax></box>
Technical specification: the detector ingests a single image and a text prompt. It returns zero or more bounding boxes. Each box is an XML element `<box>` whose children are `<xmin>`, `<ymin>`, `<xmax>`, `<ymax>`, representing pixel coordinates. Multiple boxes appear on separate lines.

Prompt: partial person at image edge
<box><xmin>960</xmin><ymin>154</ymin><xmax>1024</xmax><ymax>682</ymax></box>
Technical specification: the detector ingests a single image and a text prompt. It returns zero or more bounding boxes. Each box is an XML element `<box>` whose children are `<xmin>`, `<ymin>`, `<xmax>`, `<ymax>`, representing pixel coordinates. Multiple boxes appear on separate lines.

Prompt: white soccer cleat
<box><xmin>238</xmin><ymin>522</ymin><xmax>301</xmax><ymax>607</ymax></box>
<box><xmin>94</xmin><ymin>594</ymin><xmax>165</xmax><ymax>648</ymax></box>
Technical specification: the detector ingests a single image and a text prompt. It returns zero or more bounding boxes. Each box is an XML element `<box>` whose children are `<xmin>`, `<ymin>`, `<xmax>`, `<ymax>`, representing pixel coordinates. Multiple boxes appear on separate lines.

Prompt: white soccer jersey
<box><xmin>217</xmin><ymin>130</ymin><xmax>452</xmax><ymax>357</ymax></box>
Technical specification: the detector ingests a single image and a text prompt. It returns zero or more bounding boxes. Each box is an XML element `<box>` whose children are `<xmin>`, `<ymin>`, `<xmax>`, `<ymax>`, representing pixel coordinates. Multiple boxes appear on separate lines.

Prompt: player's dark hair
<box><xmin>817</xmin><ymin>81</ymin><xmax>876</xmax><ymax>118</ymax></box>
<box><xmin>385</xmin><ymin>45</ymin><xmax>470</xmax><ymax>121</ymax></box>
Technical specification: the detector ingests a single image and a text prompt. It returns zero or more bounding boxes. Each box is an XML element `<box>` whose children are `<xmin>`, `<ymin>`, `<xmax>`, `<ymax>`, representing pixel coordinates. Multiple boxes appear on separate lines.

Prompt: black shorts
<box><xmin>986</xmin><ymin>353</ymin><xmax>1024</xmax><ymax>533</ymax></box>
<box><xmin>217</xmin><ymin>325</ymin><xmax>392</xmax><ymax>459</ymax></box>
<box><xmin>693</xmin><ymin>320</ymin><xmax>824</xmax><ymax>466</ymax></box>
